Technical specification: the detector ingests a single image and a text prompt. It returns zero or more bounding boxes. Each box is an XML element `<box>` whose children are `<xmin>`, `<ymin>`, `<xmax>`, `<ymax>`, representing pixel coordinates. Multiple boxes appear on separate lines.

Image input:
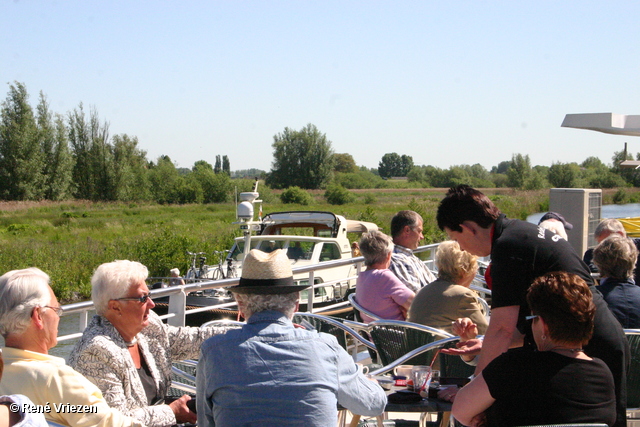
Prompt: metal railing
<box><xmin>56</xmin><ymin>242</ymin><xmax>490</xmax><ymax>343</ymax></box>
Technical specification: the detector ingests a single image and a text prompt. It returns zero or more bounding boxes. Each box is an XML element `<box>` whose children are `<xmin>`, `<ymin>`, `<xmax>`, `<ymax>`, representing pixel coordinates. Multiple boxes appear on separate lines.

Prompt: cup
<box><xmin>356</xmin><ymin>363</ymin><xmax>369</xmax><ymax>375</ymax></box>
<box><xmin>393</xmin><ymin>365</ymin><xmax>413</xmax><ymax>379</ymax></box>
<box><xmin>411</xmin><ymin>365</ymin><xmax>432</xmax><ymax>392</ymax></box>
<box><xmin>431</xmin><ymin>369</ymin><xmax>440</xmax><ymax>388</ymax></box>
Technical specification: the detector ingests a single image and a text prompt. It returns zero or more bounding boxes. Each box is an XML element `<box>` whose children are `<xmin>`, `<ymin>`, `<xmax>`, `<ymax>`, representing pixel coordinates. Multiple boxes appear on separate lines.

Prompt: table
<box><xmin>344</xmin><ymin>386</ymin><xmax>453</xmax><ymax>427</ymax></box>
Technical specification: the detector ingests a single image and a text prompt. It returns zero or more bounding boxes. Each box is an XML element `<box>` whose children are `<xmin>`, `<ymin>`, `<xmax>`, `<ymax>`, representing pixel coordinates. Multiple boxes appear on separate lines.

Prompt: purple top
<box><xmin>355</xmin><ymin>269</ymin><xmax>414</xmax><ymax>322</ymax></box>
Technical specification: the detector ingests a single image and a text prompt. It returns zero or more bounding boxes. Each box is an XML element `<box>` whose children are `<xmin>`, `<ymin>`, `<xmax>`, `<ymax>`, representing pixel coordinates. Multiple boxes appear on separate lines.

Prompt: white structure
<box><xmin>562</xmin><ymin>112</ymin><xmax>640</xmax><ymax>168</ymax></box>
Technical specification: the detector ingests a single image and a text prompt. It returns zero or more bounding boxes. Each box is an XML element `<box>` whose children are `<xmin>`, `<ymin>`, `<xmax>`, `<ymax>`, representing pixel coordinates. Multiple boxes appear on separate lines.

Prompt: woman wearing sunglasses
<box><xmin>452</xmin><ymin>271</ymin><xmax>616</xmax><ymax>427</ymax></box>
<box><xmin>69</xmin><ymin>260</ymin><xmax>229</xmax><ymax>427</ymax></box>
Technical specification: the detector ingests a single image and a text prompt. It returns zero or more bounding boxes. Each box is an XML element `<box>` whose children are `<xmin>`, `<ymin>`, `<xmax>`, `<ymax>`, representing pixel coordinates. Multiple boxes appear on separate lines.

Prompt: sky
<box><xmin>3</xmin><ymin>1</ymin><xmax>640</xmax><ymax>173</ymax></box>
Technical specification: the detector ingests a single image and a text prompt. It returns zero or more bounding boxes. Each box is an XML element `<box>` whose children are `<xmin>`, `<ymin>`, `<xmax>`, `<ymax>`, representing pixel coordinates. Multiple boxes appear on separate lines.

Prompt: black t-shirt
<box><xmin>483</xmin><ymin>347</ymin><xmax>616</xmax><ymax>427</ymax></box>
<box><xmin>489</xmin><ymin>214</ymin><xmax>629</xmax><ymax>427</ymax></box>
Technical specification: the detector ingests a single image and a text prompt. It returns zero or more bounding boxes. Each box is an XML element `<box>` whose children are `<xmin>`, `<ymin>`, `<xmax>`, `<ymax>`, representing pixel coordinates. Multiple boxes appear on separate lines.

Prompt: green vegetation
<box><xmin>0</xmin><ymin>188</ymin><xmax>561</xmax><ymax>302</ymax></box>
<box><xmin>280</xmin><ymin>186</ymin><xmax>312</xmax><ymax>205</ymax></box>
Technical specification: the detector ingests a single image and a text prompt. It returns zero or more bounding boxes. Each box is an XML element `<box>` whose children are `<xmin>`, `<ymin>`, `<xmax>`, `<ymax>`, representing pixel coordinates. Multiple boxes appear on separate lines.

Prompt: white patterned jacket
<box><xmin>68</xmin><ymin>311</ymin><xmax>228</xmax><ymax>427</ymax></box>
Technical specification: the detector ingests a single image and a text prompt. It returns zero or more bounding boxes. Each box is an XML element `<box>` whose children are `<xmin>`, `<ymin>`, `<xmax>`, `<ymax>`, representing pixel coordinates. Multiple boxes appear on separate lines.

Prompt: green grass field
<box><xmin>0</xmin><ymin>187</ymin><xmax>553</xmax><ymax>302</ymax></box>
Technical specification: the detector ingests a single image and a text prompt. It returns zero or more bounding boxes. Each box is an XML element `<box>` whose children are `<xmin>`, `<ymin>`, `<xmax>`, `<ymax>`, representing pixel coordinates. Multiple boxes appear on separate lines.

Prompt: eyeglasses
<box><xmin>525</xmin><ymin>314</ymin><xmax>539</xmax><ymax>321</ymax></box>
<box><xmin>44</xmin><ymin>306</ymin><xmax>64</xmax><ymax>317</ymax></box>
<box><xmin>114</xmin><ymin>294</ymin><xmax>152</xmax><ymax>304</ymax></box>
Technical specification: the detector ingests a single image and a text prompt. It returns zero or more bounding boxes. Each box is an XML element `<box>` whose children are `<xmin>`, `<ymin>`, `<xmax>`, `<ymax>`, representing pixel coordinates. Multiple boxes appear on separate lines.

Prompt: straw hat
<box><xmin>230</xmin><ymin>249</ymin><xmax>310</xmax><ymax>294</ymax></box>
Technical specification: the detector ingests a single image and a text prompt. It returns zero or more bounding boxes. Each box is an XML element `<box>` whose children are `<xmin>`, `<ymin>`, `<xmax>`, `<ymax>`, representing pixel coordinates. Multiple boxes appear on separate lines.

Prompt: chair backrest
<box><xmin>367</xmin><ymin>320</ymin><xmax>453</xmax><ymax>367</ymax></box>
<box><xmin>625</xmin><ymin>329</ymin><xmax>640</xmax><ymax>409</ymax></box>
<box><xmin>348</xmin><ymin>292</ymin><xmax>381</xmax><ymax>322</ymax></box>
<box><xmin>292</xmin><ymin>312</ymin><xmax>375</xmax><ymax>352</ymax></box>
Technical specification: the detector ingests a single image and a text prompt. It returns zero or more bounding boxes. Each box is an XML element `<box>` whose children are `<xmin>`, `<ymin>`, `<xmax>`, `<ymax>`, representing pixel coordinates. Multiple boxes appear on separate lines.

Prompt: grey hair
<box><xmin>0</xmin><ymin>268</ymin><xmax>52</xmax><ymax>337</ymax></box>
<box><xmin>234</xmin><ymin>292</ymin><xmax>299</xmax><ymax>320</ymax></box>
<box><xmin>92</xmin><ymin>260</ymin><xmax>149</xmax><ymax>315</ymax></box>
<box><xmin>593</xmin><ymin>235</ymin><xmax>638</xmax><ymax>280</ymax></box>
<box><xmin>358</xmin><ymin>230</ymin><xmax>394</xmax><ymax>267</ymax></box>
<box><xmin>594</xmin><ymin>219</ymin><xmax>627</xmax><ymax>240</ymax></box>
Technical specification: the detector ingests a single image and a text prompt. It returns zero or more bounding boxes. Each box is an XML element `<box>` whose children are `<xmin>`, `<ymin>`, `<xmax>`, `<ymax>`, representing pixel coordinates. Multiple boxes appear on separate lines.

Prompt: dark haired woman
<box><xmin>452</xmin><ymin>271</ymin><xmax>615</xmax><ymax>427</ymax></box>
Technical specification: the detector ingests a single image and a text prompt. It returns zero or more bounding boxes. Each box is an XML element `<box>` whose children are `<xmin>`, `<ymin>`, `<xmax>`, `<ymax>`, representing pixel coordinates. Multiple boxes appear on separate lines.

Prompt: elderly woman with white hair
<box><xmin>68</xmin><ymin>260</ymin><xmax>228</xmax><ymax>427</ymax></box>
<box><xmin>408</xmin><ymin>240</ymin><xmax>488</xmax><ymax>335</ymax></box>
<box><xmin>0</xmin><ymin>267</ymin><xmax>143</xmax><ymax>427</ymax></box>
<box><xmin>355</xmin><ymin>230</ymin><xmax>415</xmax><ymax>322</ymax></box>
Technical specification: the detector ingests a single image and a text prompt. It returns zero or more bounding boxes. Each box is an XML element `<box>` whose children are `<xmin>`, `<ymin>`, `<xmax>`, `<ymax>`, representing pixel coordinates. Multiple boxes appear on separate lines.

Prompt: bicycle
<box><xmin>211</xmin><ymin>250</ymin><xmax>237</xmax><ymax>279</ymax></box>
<box><xmin>185</xmin><ymin>251</ymin><xmax>209</xmax><ymax>281</ymax></box>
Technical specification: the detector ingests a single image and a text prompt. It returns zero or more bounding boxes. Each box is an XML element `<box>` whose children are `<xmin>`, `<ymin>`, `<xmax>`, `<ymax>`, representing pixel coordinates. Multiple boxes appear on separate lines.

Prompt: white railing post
<box><xmin>307</xmin><ymin>271</ymin><xmax>315</xmax><ymax>312</ymax></box>
<box><xmin>168</xmin><ymin>288</ymin><xmax>187</xmax><ymax>327</ymax></box>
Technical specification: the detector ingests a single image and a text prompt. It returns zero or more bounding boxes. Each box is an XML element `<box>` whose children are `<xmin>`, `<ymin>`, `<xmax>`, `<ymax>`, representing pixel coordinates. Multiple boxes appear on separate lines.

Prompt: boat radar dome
<box><xmin>237</xmin><ymin>191</ymin><xmax>260</xmax><ymax>220</ymax></box>
<box><xmin>237</xmin><ymin>201</ymin><xmax>254</xmax><ymax>220</ymax></box>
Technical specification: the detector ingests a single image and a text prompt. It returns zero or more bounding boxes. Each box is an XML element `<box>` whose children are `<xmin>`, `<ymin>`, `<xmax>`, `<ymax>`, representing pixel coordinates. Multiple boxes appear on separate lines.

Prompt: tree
<box><xmin>378</xmin><ymin>153</ymin><xmax>413</xmax><ymax>178</ymax></box>
<box><xmin>267</xmin><ymin>124</ymin><xmax>334</xmax><ymax>189</ymax></box>
<box><xmin>68</xmin><ymin>104</ymin><xmax>114</xmax><ymax>200</ymax></box>
<box><xmin>0</xmin><ymin>82</ymin><xmax>45</xmax><ymax>200</ymax></box>
<box><xmin>36</xmin><ymin>92</ymin><xmax>74</xmax><ymax>200</ymax></box>
<box><xmin>548</xmin><ymin>162</ymin><xmax>583</xmax><ymax>188</ymax></box>
<box><xmin>214</xmin><ymin>155</ymin><xmax>222</xmax><ymax>174</ymax></box>
<box><xmin>222</xmin><ymin>155</ymin><xmax>230</xmax><ymax>175</ymax></box>
<box><xmin>112</xmin><ymin>134</ymin><xmax>150</xmax><ymax>201</ymax></box>
<box><xmin>333</xmin><ymin>153</ymin><xmax>357</xmax><ymax>173</ymax></box>
<box><xmin>506</xmin><ymin>153</ymin><xmax>532</xmax><ymax>188</ymax></box>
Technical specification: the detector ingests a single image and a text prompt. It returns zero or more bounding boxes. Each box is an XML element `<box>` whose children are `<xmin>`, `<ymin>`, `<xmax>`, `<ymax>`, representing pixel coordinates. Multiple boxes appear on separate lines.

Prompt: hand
<box><xmin>437</xmin><ymin>385</ymin><xmax>458</xmax><ymax>402</ymax></box>
<box><xmin>469</xmin><ymin>412</ymin><xmax>488</xmax><ymax>427</ymax></box>
<box><xmin>452</xmin><ymin>317</ymin><xmax>478</xmax><ymax>341</ymax></box>
<box><xmin>169</xmin><ymin>394</ymin><xmax>197</xmax><ymax>424</ymax></box>
<box><xmin>440</xmin><ymin>338</ymin><xmax>483</xmax><ymax>362</ymax></box>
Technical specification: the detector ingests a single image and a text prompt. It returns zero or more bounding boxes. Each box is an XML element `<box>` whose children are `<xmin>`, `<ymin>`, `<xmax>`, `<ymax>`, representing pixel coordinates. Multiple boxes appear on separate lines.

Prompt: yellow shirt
<box><xmin>0</xmin><ymin>347</ymin><xmax>144</xmax><ymax>427</ymax></box>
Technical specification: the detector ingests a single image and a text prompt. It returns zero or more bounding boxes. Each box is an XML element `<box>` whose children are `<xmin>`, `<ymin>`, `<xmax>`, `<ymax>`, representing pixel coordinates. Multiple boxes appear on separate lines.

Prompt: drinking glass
<box><xmin>431</xmin><ymin>369</ymin><xmax>440</xmax><ymax>388</ymax></box>
<box><xmin>411</xmin><ymin>365</ymin><xmax>432</xmax><ymax>392</ymax></box>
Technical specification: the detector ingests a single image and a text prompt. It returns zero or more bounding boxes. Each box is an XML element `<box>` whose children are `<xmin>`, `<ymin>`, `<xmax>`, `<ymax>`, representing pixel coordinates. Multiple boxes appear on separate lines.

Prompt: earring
<box><xmin>542</xmin><ymin>335</ymin><xmax>547</xmax><ymax>341</ymax></box>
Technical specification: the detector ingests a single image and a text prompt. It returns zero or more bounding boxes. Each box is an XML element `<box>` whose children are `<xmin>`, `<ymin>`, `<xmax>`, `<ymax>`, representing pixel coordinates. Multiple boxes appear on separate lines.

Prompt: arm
<box><xmin>167</xmin><ymin>323</ymin><xmax>230</xmax><ymax>362</ymax></box>
<box><xmin>457</xmin><ymin>292</ymin><xmax>489</xmax><ymax>335</ymax></box>
<box><xmin>451</xmin><ymin>373</ymin><xmax>495</xmax><ymax>427</ymax></box>
<box><xmin>335</xmin><ymin>343</ymin><xmax>387</xmax><ymax>416</ymax></box>
<box><xmin>196</xmin><ymin>349</ymin><xmax>216</xmax><ymax>427</ymax></box>
<box><xmin>474</xmin><ymin>305</ymin><xmax>521</xmax><ymax>375</ymax></box>
<box><xmin>71</xmin><ymin>342</ymin><xmax>176</xmax><ymax>427</ymax></box>
<box><xmin>47</xmin><ymin>365</ymin><xmax>145</xmax><ymax>427</ymax></box>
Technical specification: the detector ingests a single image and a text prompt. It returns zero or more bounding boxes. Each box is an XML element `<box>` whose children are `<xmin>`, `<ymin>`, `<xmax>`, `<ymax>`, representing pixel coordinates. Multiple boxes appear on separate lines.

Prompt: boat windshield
<box><xmin>229</xmin><ymin>240</ymin><xmax>316</xmax><ymax>261</ymax></box>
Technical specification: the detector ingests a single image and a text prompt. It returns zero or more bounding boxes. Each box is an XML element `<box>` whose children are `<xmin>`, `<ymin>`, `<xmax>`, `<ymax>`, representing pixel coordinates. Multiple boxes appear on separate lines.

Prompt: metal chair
<box><xmin>366</xmin><ymin>320</ymin><xmax>454</xmax><ymax>368</ymax></box>
<box><xmin>292</xmin><ymin>312</ymin><xmax>376</xmax><ymax>357</ymax></box>
<box><xmin>625</xmin><ymin>329</ymin><xmax>640</xmax><ymax>426</ymax></box>
<box><xmin>348</xmin><ymin>293</ymin><xmax>381</xmax><ymax>323</ymax></box>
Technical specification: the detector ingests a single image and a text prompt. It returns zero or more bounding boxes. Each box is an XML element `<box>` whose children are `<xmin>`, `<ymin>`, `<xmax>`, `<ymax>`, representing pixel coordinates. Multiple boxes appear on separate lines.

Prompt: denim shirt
<box><xmin>196</xmin><ymin>311</ymin><xmax>386</xmax><ymax>427</ymax></box>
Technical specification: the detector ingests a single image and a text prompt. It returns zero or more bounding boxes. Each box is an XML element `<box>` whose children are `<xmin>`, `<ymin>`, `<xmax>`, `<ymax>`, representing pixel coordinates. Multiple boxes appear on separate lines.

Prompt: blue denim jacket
<box><xmin>196</xmin><ymin>311</ymin><xmax>386</xmax><ymax>427</ymax></box>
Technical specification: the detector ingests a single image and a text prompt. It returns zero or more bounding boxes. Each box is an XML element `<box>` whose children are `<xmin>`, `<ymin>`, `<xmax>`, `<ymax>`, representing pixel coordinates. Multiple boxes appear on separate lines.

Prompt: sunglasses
<box><xmin>525</xmin><ymin>314</ymin><xmax>539</xmax><ymax>321</ymax></box>
<box><xmin>114</xmin><ymin>294</ymin><xmax>152</xmax><ymax>304</ymax></box>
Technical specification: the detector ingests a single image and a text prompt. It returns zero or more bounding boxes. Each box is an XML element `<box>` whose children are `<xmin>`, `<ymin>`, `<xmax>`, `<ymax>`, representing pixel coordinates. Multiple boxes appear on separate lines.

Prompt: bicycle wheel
<box><xmin>211</xmin><ymin>267</ymin><xmax>222</xmax><ymax>280</ymax></box>
<box><xmin>226</xmin><ymin>267</ymin><xmax>237</xmax><ymax>278</ymax></box>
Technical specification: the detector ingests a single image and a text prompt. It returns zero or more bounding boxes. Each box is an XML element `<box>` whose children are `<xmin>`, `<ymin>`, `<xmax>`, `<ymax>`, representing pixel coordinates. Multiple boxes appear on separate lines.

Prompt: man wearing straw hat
<box><xmin>196</xmin><ymin>249</ymin><xmax>386</xmax><ymax>427</ymax></box>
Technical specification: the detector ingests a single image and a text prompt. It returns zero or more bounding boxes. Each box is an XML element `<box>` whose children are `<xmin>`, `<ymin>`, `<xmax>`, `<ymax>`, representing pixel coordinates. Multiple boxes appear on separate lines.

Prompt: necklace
<box><xmin>124</xmin><ymin>336</ymin><xmax>138</xmax><ymax>347</ymax></box>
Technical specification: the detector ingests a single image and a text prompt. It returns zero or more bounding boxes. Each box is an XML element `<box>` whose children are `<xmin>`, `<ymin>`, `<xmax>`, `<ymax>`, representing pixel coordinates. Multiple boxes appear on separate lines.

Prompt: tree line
<box><xmin>0</xmin><ymin>82</ymin><xmax>234</xmax><ymax>203</ymax></box>
<box><xmin>3</xmin><ymin>81</ymin><xmax>640</xmax><ymax>204</ymax></box>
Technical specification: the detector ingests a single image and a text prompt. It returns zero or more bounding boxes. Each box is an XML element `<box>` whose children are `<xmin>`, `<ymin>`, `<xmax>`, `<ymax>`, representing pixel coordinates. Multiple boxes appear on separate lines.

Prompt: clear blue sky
<box><xmin>3</xmin><ymin>1</ymin><xmax>640</xmax><ymax>172</ymax></box>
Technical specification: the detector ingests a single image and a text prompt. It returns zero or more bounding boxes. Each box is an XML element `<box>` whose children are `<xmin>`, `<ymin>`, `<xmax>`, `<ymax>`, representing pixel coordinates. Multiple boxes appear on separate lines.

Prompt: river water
<box><xmin>3</xmin><ymin>203</ymin><xmax>640</xmax><ymax>361</ymax></box>
<box><xmin>527</xmin><ymin>203</ymin><xmax>640</xmax><ymax>224</ymax></box>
